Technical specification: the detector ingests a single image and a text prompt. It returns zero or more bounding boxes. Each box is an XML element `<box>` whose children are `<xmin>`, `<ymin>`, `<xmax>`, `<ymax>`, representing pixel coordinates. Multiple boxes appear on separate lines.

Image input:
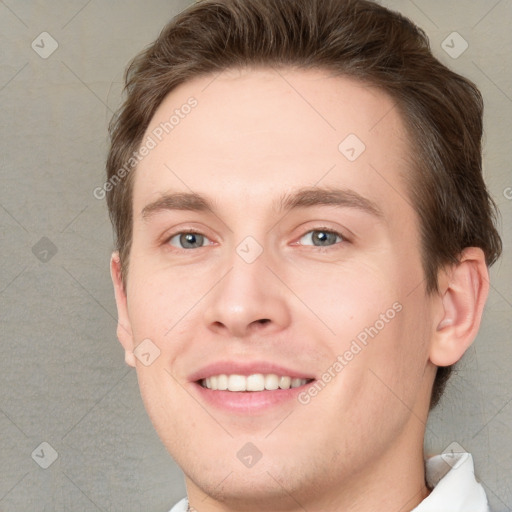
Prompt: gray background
<box><xmin>0</xmin><ymin>1</ymin><xmax>511</xmax><ymax>510</ymax></box>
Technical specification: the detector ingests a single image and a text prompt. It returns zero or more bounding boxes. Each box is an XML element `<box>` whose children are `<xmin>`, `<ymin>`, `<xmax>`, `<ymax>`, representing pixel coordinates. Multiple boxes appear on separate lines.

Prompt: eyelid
<box><xmin>162</xmin><ymin>227</ymin><xmax>215</xmax><ymax>250</ymax></box>
<box><xmin>293</xmin><ymin>226</ymin><xmax>349</xmax><ymax>248</ymax></box>
<box><xmin>293</xmin><ymin>222</ymin><xmax>352</xmax><ymax>242</ymax></box>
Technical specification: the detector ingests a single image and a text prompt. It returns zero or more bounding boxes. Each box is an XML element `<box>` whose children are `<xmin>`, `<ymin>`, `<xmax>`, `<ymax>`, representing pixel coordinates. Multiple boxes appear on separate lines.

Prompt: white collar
<box><xmin>413</xmin><ymin>452</ymin><xmax>489</xmax><ymax>511</ymax></box>
<box><xmin>170</xmin><ymin>453</ymin><xmax>490</xmax><ymax>512</ymax></box>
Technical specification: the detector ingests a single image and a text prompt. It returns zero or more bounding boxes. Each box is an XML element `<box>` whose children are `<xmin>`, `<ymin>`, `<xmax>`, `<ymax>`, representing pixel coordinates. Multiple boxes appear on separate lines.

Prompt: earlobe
<box><xmin>429</xmin><ymin>247</ymin><xmax>489</xmax><ymax>367</ymax></box>
<box><xmin>110</xmin><ymin>252</ymin><xmax>136</xmax><ymax>368</ymax></box>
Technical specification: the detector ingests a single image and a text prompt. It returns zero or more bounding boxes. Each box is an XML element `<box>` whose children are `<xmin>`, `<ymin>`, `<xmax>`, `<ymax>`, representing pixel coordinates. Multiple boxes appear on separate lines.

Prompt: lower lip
<box><xmin>192</xmin><ymin>381</ymin><xmax>314</xmax><ymax>413</ymax></box>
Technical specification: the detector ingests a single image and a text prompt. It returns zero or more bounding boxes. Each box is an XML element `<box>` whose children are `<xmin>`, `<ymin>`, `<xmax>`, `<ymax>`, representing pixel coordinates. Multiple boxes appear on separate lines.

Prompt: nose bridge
<box><xmin>202</xmin><ymin>237</ymin><xmax>290</xmax><ymax>336</ymax></box>
<box><xmin>228</xmin><ymin>240</ymin><xmax>268</xmax><ymax>300</ymax></box>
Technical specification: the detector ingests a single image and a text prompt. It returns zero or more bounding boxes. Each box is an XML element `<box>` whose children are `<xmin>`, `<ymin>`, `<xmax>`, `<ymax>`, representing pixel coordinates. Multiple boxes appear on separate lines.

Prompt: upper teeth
<box><xmin>201</xmin><ymin>374</ymin><xmax>310</xmax><ymax>392</ymax></box>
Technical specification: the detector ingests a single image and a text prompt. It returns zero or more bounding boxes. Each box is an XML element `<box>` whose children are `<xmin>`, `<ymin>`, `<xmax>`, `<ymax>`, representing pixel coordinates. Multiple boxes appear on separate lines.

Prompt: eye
<box><xmin>167</xmin><ymin>231</ymin><xmax>211</xmax><ymax>249</ymax></box>
<box><xmin>298</xmin><ymin>229</ymin><xmax>344</xmax><ymax>247</ymax></box>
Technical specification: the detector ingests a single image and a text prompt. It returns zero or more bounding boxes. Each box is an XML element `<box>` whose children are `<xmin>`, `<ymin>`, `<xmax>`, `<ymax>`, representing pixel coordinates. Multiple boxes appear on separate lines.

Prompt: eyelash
<box><xmin>295</xmin><ymin>227</ymin><xmax>346</xmax><ymax>248</ymax></box>
<box><xmin>163</xmin><ymin>227</ymin><xmax>347</xmax><ymax>251</ymax></box>
<box><xmin>164</xmin><ymin>229</ymin><xmax>211</xmax><ymax>251</ymax></box>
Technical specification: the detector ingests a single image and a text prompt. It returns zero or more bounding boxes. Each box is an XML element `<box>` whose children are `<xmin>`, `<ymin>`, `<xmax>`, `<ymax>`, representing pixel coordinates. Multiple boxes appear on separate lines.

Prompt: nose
<box><xmin>202</xmin><ymin>246</ymin><xmax>291</xmax><ymax>339</ymax></box>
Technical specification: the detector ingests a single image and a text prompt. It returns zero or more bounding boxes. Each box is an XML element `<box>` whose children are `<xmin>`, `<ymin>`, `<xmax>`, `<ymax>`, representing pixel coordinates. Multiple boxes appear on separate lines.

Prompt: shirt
<box><xmin>169</xmin><ymin>452</ymin><xmax>490</xmax><ymax>512</ymax></box>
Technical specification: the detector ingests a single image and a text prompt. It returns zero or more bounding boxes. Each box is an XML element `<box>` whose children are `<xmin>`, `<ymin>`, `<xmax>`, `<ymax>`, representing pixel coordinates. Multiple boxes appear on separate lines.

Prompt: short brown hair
<box><xmin>105</xmin><ymin>0</ymin><xmax>502</xmax><ymax>408</ymax></box>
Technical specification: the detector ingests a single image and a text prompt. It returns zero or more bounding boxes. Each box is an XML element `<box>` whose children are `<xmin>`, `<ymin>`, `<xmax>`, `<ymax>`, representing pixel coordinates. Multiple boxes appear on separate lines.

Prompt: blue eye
<box><xmin>299</xmin><ymin>229</ymin><xmax>344</xmax><ymax>247</ymax></box>
<box><xmin>168</xmin><ymin>232</ymin><xmax>211</xmax><ymax>249</ymax></box>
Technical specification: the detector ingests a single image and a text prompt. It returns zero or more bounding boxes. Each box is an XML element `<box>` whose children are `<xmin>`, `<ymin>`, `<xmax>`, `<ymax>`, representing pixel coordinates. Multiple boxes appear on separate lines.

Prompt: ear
<box><xmin>430</xmin><ymin>247</ymin><xmax>490</xmax><ymax>367</ymax></box>
<box><xmin>110</xmin><ymin>252</ymin><xmax>136</xmax><ymax>367</ymax></box>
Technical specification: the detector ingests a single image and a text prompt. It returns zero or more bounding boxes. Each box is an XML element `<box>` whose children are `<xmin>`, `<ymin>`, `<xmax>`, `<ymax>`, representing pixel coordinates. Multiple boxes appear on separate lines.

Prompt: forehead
<box><xmin>132</xmin><ymin>67</ymin><xmax>412</xmax><ymax>219</ymax></box>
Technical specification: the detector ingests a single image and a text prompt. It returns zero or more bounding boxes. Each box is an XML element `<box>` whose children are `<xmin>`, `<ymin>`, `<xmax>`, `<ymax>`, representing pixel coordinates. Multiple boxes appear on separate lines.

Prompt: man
<box><xmin>105</xmin><ymin>0</ymin><xmax>502</xmax><ymax>510</ymax></box>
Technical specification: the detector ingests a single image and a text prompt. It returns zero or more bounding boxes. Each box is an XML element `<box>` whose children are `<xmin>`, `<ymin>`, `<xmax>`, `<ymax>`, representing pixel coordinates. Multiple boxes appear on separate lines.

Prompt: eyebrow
<box><xmin>141</xmin><ymin>186</ymin><xmax>383</xmax><ymax>220</ymax></box>
<box><xmin>277</xmin><ymin>187</ymin><xmax>383</xmax><ymax>217</ymax></box>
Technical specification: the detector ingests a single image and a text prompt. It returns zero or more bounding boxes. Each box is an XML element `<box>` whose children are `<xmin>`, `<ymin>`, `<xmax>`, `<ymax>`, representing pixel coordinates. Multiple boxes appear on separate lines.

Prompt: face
<box><xmin>113</xmin><ymin>68</ymin><xmax>440</xmax><ymax>509</ymax></box>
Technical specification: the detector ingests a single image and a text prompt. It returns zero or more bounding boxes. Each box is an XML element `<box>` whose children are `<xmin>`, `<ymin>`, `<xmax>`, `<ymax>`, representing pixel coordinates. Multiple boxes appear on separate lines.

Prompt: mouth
<box><xmin>190</xmin><ymin>362</ymin><xmax>316</xmax><ymax>413</ymax></box>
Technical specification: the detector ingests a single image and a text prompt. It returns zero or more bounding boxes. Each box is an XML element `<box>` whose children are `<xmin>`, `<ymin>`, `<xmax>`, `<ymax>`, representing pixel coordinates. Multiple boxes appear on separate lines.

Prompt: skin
<box><xmin>110</xmin><ymin>67</ymin><xmax>489</xmax><ymax>512</ymax></box>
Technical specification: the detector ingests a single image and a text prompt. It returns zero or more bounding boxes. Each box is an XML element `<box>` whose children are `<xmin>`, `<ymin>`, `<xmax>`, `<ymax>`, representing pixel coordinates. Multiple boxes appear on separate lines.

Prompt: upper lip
<box><xmin>189</xmin><ymin>361</ymin><xmax>316</xmax><ymax>382</ymax></box>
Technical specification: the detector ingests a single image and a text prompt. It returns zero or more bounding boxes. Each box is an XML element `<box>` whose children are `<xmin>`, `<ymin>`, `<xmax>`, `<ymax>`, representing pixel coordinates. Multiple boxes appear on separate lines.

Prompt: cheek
<box><xmin>295</xmin><ymin>259</ymin><xmax>401</xmax><ymax>335</ymax></box>
<box><xmin>125</xmin><ymin>255</ymin><xmax>205</xmax><ymax>342</ymax></box>
<box><xmin>125</xmin><ymin>279</ymin><xmax>163</xmax><ymax>341</ymax></box>
<box><xmin>312</xmin><ymin>263</ymin><xmax>430</xmax><ymax>411</ymax></box>
<box><xmin>356</xmin><ymin>291</ymin><xmax>432</xmax><ymax>411</ymax></box>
